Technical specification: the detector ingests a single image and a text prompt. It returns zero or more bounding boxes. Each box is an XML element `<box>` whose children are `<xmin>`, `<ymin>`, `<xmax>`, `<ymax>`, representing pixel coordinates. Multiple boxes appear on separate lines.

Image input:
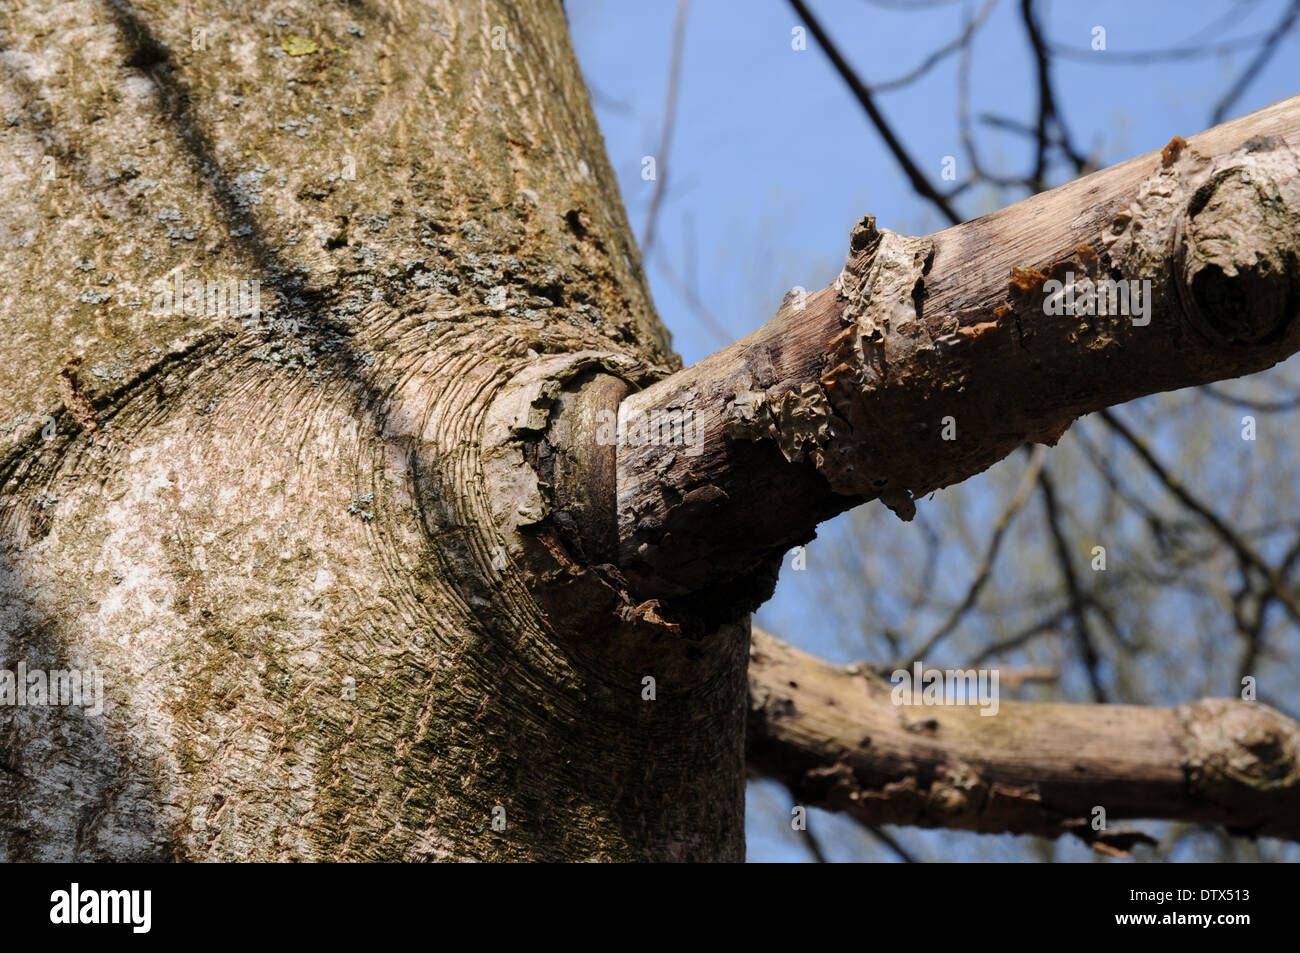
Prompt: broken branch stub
<box><xmin>612</xmin><ymin>96</ymin><xmax>1300</xmax><ymax>618</ymax></box>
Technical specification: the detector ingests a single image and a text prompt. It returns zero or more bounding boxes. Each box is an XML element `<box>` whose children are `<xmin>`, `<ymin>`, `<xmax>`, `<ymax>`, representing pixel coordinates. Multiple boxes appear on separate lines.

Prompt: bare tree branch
<box><xmin>1212</xmin><ymin>0</ymin><xmax>1300</xmax><ymax>123</ymax></box>
<box><xmin>599</xmin><ymin>98</ymin><xmax>1300</xmax><ymax>624</ymax></box>
<box><xmin>1099</xmin><ymin>407</ymin><xmax>1300</xmax><ymax>627</ymax></box>
<box><xmin>796</xmin><ymin>810</ymin><xmax>830</xmax><ymax>862</ymax></box>
<box><xmin>788</xmin><ymin>0</ymin><xmax>963</xmax><ymax>225</ymax></box>
<box><xmin>1202</xmin><ymin>383</ymin><xmax>1300</xmax><ymax>413</ymax></box>
<box><xmin>869</xmin><ymin>0</ymin><xmax>999</xmax><ymax>93</ymax></box>
<box><xmin>1048</xmin><ymin>28</ymin><xmax>1289</xmax><ymax>64</ymax></box>
<box><xmin>1020</xmin><ymin>0</ymin><xmax>1087</xmax><ymax>185</ymax></box>
<box><xmin>904</xmin><ymin>444</ymin><xmax>1045</xmax><ymax>666</ymax></box>
<box><xmin>865</xmin><ymin>824</ymin><xmax>917</xmax><ymax>862</ymax></box>
<box><xmin>655</xmin><ymin>251</ymin><xmax>734</xmax><ymax>347</ymax></box>
<box><xmin>748</xmin><ymin>628</ymin><xmax>1300</xmax><ymax>845</ymax></box>
<box><xmin>968</xmin><ymin>605</ymin><xmax>1074</xmax><ymax>665</ymax></box>
<box><xmin>640</xmin><ymin>0</ymin><xmax>690</xmax><ymax>264</ymax></box>
<box><xmin>1037</xmin><ymin>465</ymin><xmax>1108</xmax><ymax>702</ymax></box>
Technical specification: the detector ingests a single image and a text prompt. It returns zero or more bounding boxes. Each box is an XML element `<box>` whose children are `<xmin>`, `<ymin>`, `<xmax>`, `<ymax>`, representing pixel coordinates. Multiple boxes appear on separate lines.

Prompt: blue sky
<box><xmin>568</xmin><ymin>0</ymin><xmax>1300</xmax><ymax>862</ymax></box>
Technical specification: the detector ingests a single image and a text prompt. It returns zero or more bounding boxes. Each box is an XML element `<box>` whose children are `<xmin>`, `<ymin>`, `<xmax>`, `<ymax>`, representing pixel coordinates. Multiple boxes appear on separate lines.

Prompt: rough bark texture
<box><xmin>748</xmin><ymin>629</ymin><xmax>1300</xmax><ymax>846</ymax></box>
<box><xmin>617</xmin><ymin>97</ymin><xmax>1300</xmax><ymax>614</ymax></box>
<box><xmin>0</xmin><ymin>0</ymin><xmax>748</xmax><ymax>861</ymax></box>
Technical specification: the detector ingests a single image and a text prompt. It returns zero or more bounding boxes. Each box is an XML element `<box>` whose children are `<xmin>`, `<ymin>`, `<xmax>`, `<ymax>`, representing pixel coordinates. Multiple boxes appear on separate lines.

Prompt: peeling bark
<box><xmin>747</xmin><ymin>629</ymin><xmax>1300</xmax><ymax>846</ymax></box>
<box><xmin>616</xmin><ymin>97</ymin><xmax>1300</xmax><ymax>614</ymax></box>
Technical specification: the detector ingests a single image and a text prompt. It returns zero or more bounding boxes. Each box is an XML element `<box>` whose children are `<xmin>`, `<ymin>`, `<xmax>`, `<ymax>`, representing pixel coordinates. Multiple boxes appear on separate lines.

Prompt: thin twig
<box><xmin>640</xmin><ymin>0</ymin><xmax>689</xmax><ymax>263</ymax></box>
<box><xmin>1202</xmin><ymin>382</ymin><xmax>1300</xmax><ymax>413</ymax></box>
<box><xmin>1100</xmin><ymin>407</ymin><xmax>1300</xmax><ymax>627</ymax></box>
<box><xmin>655</xmin><ymin>253</ymin><xmax>733</xmax><ymax>346</ymax></box>
<box><xmin>969</xmin><ymin>605</ymin><xmax>1074</xmax><ymax>666</ymax></box>
<box><xmin>905</xmin><ymin>444</ymin><xmax>1045</xmax><ymax>666</ymax></box>
<box><xmin>1212</xmin><ymin>0</ymin><xmax>1300</xmax><ymax>123</ymax></box>
<box><xmin>866</xmin><ymin>825</ymin><xmax>916</xmax><ymax>863</ymax></box>
<box><xmin>1048</xmin><ymin>29</ymin><xmax>1284</xmax><ymax>63</ymax></box>
<box><xmin>1020</xmin><ymin>0</ymin><xmax>1088</xmax><ymax>185</ymax></box>
<box><xmin>797</xmin><ymin>816</ymin><xmax>830</xmax><ymax>863</ymax></box>
<box><xmin>1037</xmin><ymin>466</ymin><xmax>1108</xmax><ymax>702</ymax></box>
<box><xmin>870</xmin><ymin>0</ymin><xmax>999</xmax><ymax>92</ymax></box>
<box><xmin>788</xmin><ymin>0</ymin><xmax>962</xmax><ymax>225</ymax></box>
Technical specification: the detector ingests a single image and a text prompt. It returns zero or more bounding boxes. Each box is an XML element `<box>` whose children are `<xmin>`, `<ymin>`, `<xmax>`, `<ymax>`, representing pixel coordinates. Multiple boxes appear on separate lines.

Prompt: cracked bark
<box><xmin>615</xmin><ymin>96</ymin><xmax>1300</xmax><ymax>621</ymax></box>
<box><xmin>748</xmin><ymin>629</ymin><xmax>1300</xmax><ymax>847</ymax></box>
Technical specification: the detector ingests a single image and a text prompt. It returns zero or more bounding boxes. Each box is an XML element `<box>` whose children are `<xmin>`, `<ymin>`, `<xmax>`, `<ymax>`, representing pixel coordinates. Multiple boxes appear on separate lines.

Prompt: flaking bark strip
<box><xmin>722</xmin><ymin>216</ymin><xmax>935</xmax><ymax>520</ymax></box>
<box><xmin>481</xmin><ymin>350</ymin><xmax>699</xmax><ymax>642</ymax></box>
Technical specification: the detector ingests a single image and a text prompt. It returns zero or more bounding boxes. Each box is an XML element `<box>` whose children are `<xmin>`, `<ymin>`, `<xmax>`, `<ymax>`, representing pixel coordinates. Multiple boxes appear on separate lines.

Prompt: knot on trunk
<box><xmin>1176</xmin><ymin>139</ymin><xmax>1300</xmax><ymax>347</ymax></box>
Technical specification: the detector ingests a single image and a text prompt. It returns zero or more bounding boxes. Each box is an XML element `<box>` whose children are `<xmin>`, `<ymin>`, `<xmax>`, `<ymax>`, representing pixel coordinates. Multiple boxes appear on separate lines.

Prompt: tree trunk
<box><xmin>0</xmin><ymin>0</ymin><xmax>745</xmax><ymax>861</ymax></box>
